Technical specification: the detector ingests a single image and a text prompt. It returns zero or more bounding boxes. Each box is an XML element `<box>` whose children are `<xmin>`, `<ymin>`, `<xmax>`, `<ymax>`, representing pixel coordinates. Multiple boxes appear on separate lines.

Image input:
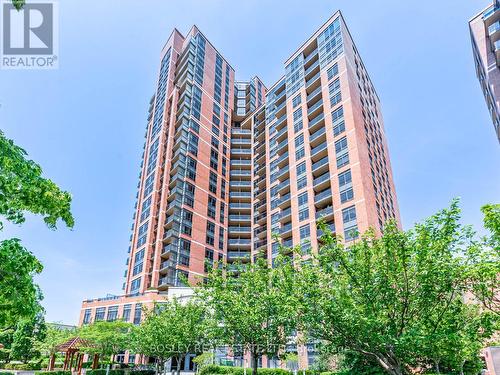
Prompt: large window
<box><xmin>107</xmin><ymin>306</ymin><xmax>118</xmax><ymax>322</ymax></box>
<box><xmin>338</xmin><ymin>169</ymin><xmax>353</xmax><ymax>203</ymax></box>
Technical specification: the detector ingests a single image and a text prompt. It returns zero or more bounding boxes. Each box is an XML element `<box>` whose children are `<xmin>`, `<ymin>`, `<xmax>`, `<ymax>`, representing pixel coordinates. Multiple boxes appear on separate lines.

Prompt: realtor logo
<box><xmin>1</xmin><ymin>0</ymin><xmax>58</xmax><ymax>69</ymax></box>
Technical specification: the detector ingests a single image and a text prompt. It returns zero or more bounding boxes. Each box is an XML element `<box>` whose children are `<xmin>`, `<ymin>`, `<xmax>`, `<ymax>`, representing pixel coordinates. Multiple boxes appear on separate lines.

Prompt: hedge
<box><xmin>200</xmin><ymin>365</ymin><xmax>323</xmax><ymax>375</ymax></box>
<box><xmin>3</xmin><ymin>363</ymin><xmax>42</xmax><ymax>370</ymax></box>
<box><xmin>37</xmin><ymin>371</ymin><xmax>71</xmax><ymax>375</ymax></box>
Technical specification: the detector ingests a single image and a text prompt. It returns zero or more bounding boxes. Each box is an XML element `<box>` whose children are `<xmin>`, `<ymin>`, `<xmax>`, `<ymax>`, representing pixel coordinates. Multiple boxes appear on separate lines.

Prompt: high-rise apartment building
<box><xmin>470</xmin><ymin>0</ymin><xmax>500</xmax><ymax>143</ymax></box>
<box><xmin>79</xmin><ymin>11</ymin><xmax>400</xmax><ymax>369</ymax></box>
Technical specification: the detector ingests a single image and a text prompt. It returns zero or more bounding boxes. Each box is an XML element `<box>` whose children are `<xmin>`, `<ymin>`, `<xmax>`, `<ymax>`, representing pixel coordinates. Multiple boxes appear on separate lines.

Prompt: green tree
<box><xmin>0</xmin><ymin>130</ymin><xmax>74</xmax><ymax>331</ymax></box>
<box><xmin>198</xmin><ymin>256</ymin><xmax>298</xmax><ymax>375</ymax></box>
<box><xmin>289</xmin><ymin>201</ymin><xmax>499</xmax><ymax>375</ymax></box>
<box><xmin>0</xmin><ymin>130</ymin><xmax>74</xmax><ymax>229</ymax></box>
<box><xmin>78</xmin><ymin>320</ymin><xmax>132</xmax><ymax>367</ymax></box>
<box><xmin>35</xmin><ymin>324</ymin><xmax>74</xmax><ymax>360</ymax></box>
<box><xmin>10</xmin><ymin>313</ymin><xmax>46</xmax><ymax>363</ymax></box>
<box><xmin>132</xmin><ymin>300</ymin><xmax>208</xmax><ymax>375</ymax></box>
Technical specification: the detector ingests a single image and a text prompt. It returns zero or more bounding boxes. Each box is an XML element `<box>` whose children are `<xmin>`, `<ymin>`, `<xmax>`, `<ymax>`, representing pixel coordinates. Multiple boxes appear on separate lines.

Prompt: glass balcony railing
<box><xmin>310</xmin><ymin>126</ymin><xmax>326</xmax><ymax>143</ymax></box>
<box><xmin>312</xmin><ymin>155</ymin><xmax>329</xmax><ymax>171</ymax></box>
<box><xmin>313</xmin><ymin>172</ymin><xmax>330</xmax><ymax>186</ymax></box>
<box><xmin>314</xmin><ymin>188</ymin><xmax>332</xmax><ymax>204</ymax></box>
<box><xmin>308</xmin><ymin>112</ymin><xmax>325</xmax><ymax>129</ymax></box>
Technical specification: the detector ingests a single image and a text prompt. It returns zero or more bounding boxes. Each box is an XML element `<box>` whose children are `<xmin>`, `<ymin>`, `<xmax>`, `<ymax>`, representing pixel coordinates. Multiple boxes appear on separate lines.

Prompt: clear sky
<box><xmin>1</xmin><ymin>0</ymin><xmax>499</xmax><ymax>325</ymax></box>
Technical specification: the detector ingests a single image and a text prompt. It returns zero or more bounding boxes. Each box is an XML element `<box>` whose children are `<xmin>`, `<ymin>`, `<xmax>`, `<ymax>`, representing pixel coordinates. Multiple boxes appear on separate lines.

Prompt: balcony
<box><xmin>309</xmin><ymin>126</ymin><xmax>326</xmax><ymax>146</ymax></box>
<box><xmin>312</xmin><ymin>155</ymin><xmax>329</xmax><ymax>175</ymax></box>
<box><xmin>276</xmin><ymin>139</ymin><xmax>288</xmax><ymax>153</ymax></box>
<box><xmin>306</xmin><ymin>86</ymin><xmax>322</xmax><ymax>103</ymax></box>
<box><xmin>231</xmin><ymin>138</ymin><xmax>251</xmax><ymax>146</ymax></box>
<box><xmin>317</xmin><ymin>223</ymin><xmax>336</xmax><ymax>237</ymax></box>
<box><xmin>303</xmin><ymin>48</ymin><xmax>318</xmax><ymax>66</ymax></box>
<box><xmin>231</xmin><ymin>128</ymin><xmax>251</xmax><ymax>136</ymax></box>
<box><xmin>229</xmin><ymin>214</ymin><xmax>251</xmax><ymax>222</ymax></box>
<box><xmin>278</xmin><ymin>193</ymin><xmax>291</xmax><ymax>208</ymax></box>
<box><xmin>229</xmin><ymin>203</ymin><xmax>251</xmax><ymax>211</ymax></box>
<box><xmin>280</xmin><ymin>207</ymin><xmax>292</xmax><ymax>221</ymax></box>
<box><xmin>228</xmin><ymin>226</ymin><xmax>251</xmax><ymax>234</ymax></box>
<box><xmin>277</xmin><ymin>178</ymin><xmax>290</xmax><ymax>194</ymax></box>
<box><xmin>313</xmin><ymin>172</ymin><xmax>331</xmax><ymax>190</ymax></box>
<box><xmin>276</xmin><ymin>165</ymin><xmax>290</xmax><ymax>181</ymax></box>
<box><xmin>307</xmin><ymin>99</ymin><xmax>323</xmax><ymax>118</ymax></box>
<box><xmin>231</xmin><ymin>159</ymin><xmax>251</xmax><ymax>167</ymax></box>
<box><xmin>304</xmin><ymin>59</ymin><xmax>320</xmax><ymax>78</ymax></box>
<box><xmin>315</xmin><ymin>205</ymin><xmax>334</xmax><ymax>220</ymax></box>
<box><xmin>230</xmin><ymin>181</ymin><xmax>251</xmax><ymax>188</ymax></box>
<box><xmin>275</xmin><ymin>114</ymin><xmax>287</xmax><ymax>130</ymax></box>
<box><xmin>280</xmin><ymin>222</ymin><xmax>292</xmax><ymax>235</ymax></box>
<box><xmin>227</xmin><ymin>251</ymin><xmax>251</xmax><ymax>261</ymax></box>
<box><xmin>308</xmin><ymin>112</ymin><xmax>325</xmax><ymax>132</ymax></box>
<box><xmin>305</xmin><ymin>71</ymin><xmax>321</xmax><ymax>89</ymax></box>
<box><xmin>314</xmin><ymin>188</ymin><xmax>332</xmax><ymax>205</ymax></box>
<box><xmin>230</xmin><ymin>170</ymin><xmax>251</xmax><ymax>178</ymax></box>
<box><xmin>310</xmin><ymin>140</ymin><xmax>328</xmax><ymax>161</ymax></box>
<box><xmin>228</xmin><ymin>238</ymin><xmax>252</xmax><ymax>247</ymax></box>
<box><xmin>230</xmin><ymin>191</ymin><xmax>251</xmax><ymax>199</ymax></box>
<box><xmin>231</xmin><ymin>148</ymin><xmax>251</xmax><ymax>155</ymax></box>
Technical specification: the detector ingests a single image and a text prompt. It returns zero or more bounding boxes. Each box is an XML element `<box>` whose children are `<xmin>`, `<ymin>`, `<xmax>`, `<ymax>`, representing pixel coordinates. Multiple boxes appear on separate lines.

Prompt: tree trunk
<box><xmin>250</xmin><ymin>351</ymin><xmax>258</xmax><ymax>375</ymax></box>
<box><xmin>434</xmin><ymin>359</ymin><xmax>440</xmax><ymax>374</ymax></box>
<box><xmin>177</xmin><ymin>355</ymin><xmax>182</xmax><ymax>375</ymax></box>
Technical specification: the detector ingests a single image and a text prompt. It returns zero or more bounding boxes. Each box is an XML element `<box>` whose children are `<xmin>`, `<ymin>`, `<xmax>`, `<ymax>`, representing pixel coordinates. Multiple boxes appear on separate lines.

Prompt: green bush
<box><xmin>86</xmin><ymin>370</ymin><xmax>125</xmax><ymax>375</ymax></box>
<box><xmin>128</xmin><ymin>370</ymin><xmax>155</xmax><ymax>375</ymax></box>
<box><xmin>4</xmin><ymin>362</ymin><xmax>41</xmax><ymax>370</ymax></box>
<box><xmin>37</xmin><ymin>371</ymin><xmax>71</xmax><ymax>375</ymax></box>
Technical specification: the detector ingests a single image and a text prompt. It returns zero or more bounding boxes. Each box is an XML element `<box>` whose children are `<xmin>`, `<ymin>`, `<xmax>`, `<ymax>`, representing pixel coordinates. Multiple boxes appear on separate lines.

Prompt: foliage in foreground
<box><xmin>198</xmin><ymin>252</ymin><xmax>297</xmax><ymax>375</ymax></box>
<box><xmin>291</xmin><ymin>201</ymin><xmax>499</xmax><ymax>375</ymax></box>
<box><xmin>131</xmin><ymin>300</ymin><xmax>208</xmax><ymax>375</ymax></box>
<box><xmin>0</xmin><ymin>130</ymin><xmax>73</xmax><ymax>338</ymax></box>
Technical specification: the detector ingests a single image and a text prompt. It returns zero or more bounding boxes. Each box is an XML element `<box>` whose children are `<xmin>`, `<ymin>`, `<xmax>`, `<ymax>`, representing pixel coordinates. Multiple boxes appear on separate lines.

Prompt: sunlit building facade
<box><xmin>79</xmin><ymin>11</ymin><xmax>400</xmax><ymax>370</ymax></box>
<box><xmin>470</xmin><ymin>0</ymin><xmax>500</xmax><ymax>143</ymax></box>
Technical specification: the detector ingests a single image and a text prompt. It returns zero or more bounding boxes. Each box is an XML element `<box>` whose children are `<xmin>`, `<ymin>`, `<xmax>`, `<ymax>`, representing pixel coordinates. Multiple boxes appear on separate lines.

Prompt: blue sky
<box><xmin>1</xmin><ymin>0</ymin><xmax>499</xmax><ymax>324</ymax></box>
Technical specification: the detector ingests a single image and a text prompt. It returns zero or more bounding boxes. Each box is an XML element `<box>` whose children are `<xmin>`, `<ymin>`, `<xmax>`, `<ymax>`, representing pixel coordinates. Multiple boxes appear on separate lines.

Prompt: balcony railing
<box><xmin>315</xmin><ymin>188</ymin><xmax>332</xmax><ymax>204</ymax></box>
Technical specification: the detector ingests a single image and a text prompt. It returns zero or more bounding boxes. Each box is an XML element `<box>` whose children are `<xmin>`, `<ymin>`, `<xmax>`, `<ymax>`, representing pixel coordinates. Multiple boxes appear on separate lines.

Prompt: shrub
<box><xmin>4</xmin><ymin>362</ymin><xmax>41</xmax><ymax>370</ymax></box>
<box><xmin>38</xmin><ymin>371</ymin><xmax>71</xmax><ymax>375</ymax></box>
<box><xmin>129</xmin><ymin>370</ymin><xmax>155</xmax><ymax>375</ymax></box>
<box><xmin>86</xmin><ymin>370</ymin><xmax>125</xmax><ymax>375</ymax></box>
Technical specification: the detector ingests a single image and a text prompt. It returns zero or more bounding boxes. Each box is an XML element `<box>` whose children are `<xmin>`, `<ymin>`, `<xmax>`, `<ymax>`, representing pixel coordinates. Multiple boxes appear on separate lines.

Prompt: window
<box><xmin>187</xmin><ymin>156</ymin><xmax>197</xmax><ymax>181</ymax></box>
<box><xmin>188</xmin><ymin>132</ymin><xmax>199</xmax><ymax>156</ymax></box>
<box><xmin>206</xmin><ymin>221</ymin><xmax>215</xmax><ymax>246</ymax></box>
<box><xmin>143</xmin><ymin>173</ymin><xmax>155</xmax><ymax>198</ymax></box>
<box><xmin>218</xmin><ymin>227</ymin><xmax>224</xmax><ymax>250</ymax></box>
<box><xmin>297</xmin><ymin>161</ymin><xmax>306</xmax><ymax>176</ymax></box>
<box><xmin>292</xmin><ymin>94</ymin><xmax>301</xmax><ymax>108</ymax></box>
<box><xmin>204</xmin><ymin>248</ymin><xmax>214</xmax><ymax>273</ymax></box>
<box><xmin>95</xmin><ymin>307</ymin><xmax>105</xmax><ymax>321</ymax></box>
<box><xmin>338</xmin><ymin>169</ymin><xmax>353</xmax><ymax>203</ymax></box>
<box><xmin>209</xmin><ymin>171</ymin><xmax>218</xmax><ymax>194</ymax></box>
<box><xmin>299</xmin><ymin>224</ymin><xmax>311</xmax><ymax>253</ymax></box>
<box><xmin>297</xmin><ymin>176</ymin><xmax>307</xmax><ymax>190</ymax></box>
<box><xmin>329</xmin><ymin>78</ymin><xmax>342</xmax><ymax>107</ymax></box>
<box><xmin>335</xmin><ymin>137</ymin><xmax>349</xmax><ymax>168</ymax></box>
<box><xmin>293</xmin><ymin>108</ymin><xmax>303</xmax><ymax>133</ymax></box>
<box><xmin>298</xmin><ymin>192</ymin><xmax>308</xmax><ymax>207</ymax></box>
<box><xmin>107</xmin><ymin>306</ymin><xmax>118</xmax><ymax>322</ymax></box>
<box><xmin>133</xmin><ymin>304</ymin><xmax>142</xmax><ymax>325</ymax></box>
<box><xmin>184</xmin><ymin>181</ymin><xmax>195</xmax><ymax>208</ymax></box>
<box><xmin>327</xmin><ymin>63</ymin><xmax>339</xmax><ymax>80</ymax></box>
<box><xmin>136</xmin><ymin>222</ymin><xmax>148</xmax><ymax>247</ymax></box>
<box><xmin>83</xmin><ymin>309</ymin><xmax>91</xmax><ymax>324</ymax></box>
<box><xmin>333</xmin><ymin>120</ymin><xmax>346</xmax><ymax>137</ymax></box>
<box><xmin>220</xmin><ymin>202</ymin><xmax>225</xmax><ymax>224</ymax></box>
<box><xmin>140</xmin><ymin>196</ymin><xmax>152</xmax><ymax>222</ymax></box>
<box><xmin>299</xmin><ymin>208</ymin><xmax>309</xmax><ymax>221</ymax></box>
<box><xmin>208</xmin><ymin>196</ymin><xmax>217</xmax><ymax>219</ymax></box>
<box><xmin>295</xmin><ymin>133</ymin><xmax>305</xmax><ymax>160</ymax></box>
<box><xmin>130</xmin><ymin>277</ymin><xmax>141</xmax><ymax>293</ymax></box>
<box><xmin>210</xmin><ymin>148</ymin><xmax>219</xmax><ymax>170</ymax></box>
<box><xmin>181</xmin><ymin>209</ymin><xmax>193</xmax><ymax>236</ymax></box>
<box><xmin>332</xmin><ymin>106</ymin><xmax>344</xmax><ymax>123</ymax></box>
<box><xmin>221</xmin><ymin>180</ymin><xmax>226</xmax><ymax>199</ymax></box>
<box><xmin>342</xmin><ymin>206</ymin><xmax>358</xmax><ymax>241</ymax></box>
<box><xmin>122</xmin><ymin>305</ymin><xmax>131</xmax><ymax>322</ymax></box>
<box><xmin>192</xmin><ymin>86</ymin><xmax>202</xmax><ymax>119</ymax></box>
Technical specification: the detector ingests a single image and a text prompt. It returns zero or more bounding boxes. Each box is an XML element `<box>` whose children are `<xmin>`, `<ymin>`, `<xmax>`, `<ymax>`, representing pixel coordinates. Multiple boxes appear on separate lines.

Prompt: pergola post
<box><xmin>63</xmin><ymin>350</ymin><xmax>70</xmax><ymax>370</ymax></box>
<box><xmin>48</xmin><ymin>353</ymin><xmax>56</xmax><ymax>371</ymax></box>
<box><xmin>92</xmin><ymin>353</ymin><xmax>100</xmax><ymax>370</ymax></box>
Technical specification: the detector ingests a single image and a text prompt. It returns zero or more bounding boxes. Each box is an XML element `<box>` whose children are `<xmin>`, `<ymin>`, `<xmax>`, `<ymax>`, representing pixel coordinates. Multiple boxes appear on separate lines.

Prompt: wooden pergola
<box><xmin>51</xmin><ymin>337</ymin><xmax>97</xmax><ymax>374</ymax></box>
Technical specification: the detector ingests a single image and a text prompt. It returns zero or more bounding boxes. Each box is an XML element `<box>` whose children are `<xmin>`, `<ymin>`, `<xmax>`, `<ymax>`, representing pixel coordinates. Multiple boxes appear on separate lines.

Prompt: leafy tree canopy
<box><xmin>286</xmin><ymin>200</ymin><xmax>499</xmax><ymax>375</ymax></box>
<box><xmin>0</xmin><ymin>130</ymin><xmax>74</xmax><ymax>230</ymax></box>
